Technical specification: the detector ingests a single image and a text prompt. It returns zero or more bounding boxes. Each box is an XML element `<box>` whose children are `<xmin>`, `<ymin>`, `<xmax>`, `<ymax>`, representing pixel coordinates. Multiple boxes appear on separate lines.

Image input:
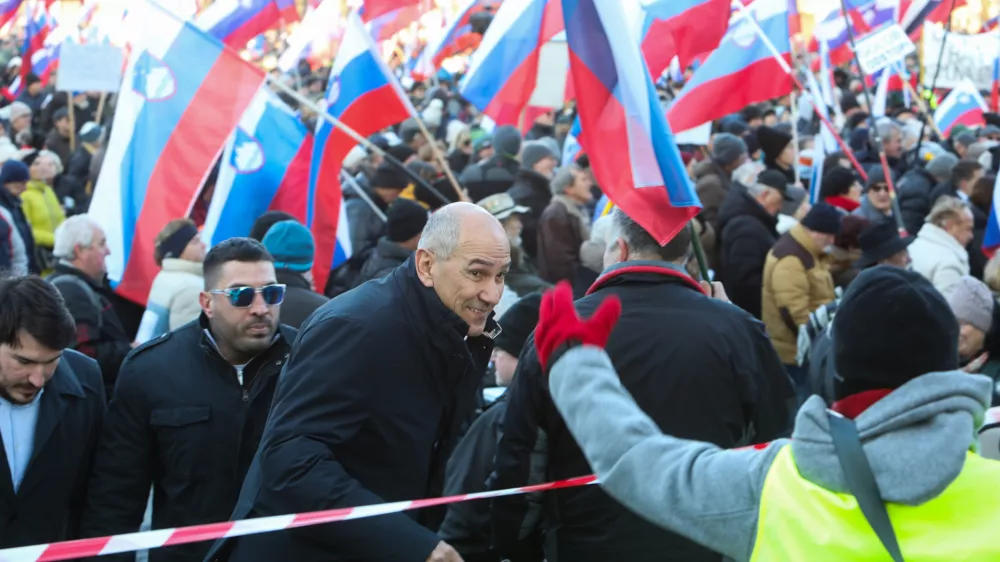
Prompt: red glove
<box><xmin>534</xmin><ymin>281</ymin><xmax>622</xmax><ymax>371</ymax></box>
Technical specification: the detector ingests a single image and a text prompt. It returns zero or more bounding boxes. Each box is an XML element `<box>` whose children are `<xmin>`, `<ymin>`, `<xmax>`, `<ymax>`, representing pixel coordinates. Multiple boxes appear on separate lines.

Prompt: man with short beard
<box><xmin>81</xmin><ymin>238</ymin><xmax>296</xmax><ymax>562</ymax></box>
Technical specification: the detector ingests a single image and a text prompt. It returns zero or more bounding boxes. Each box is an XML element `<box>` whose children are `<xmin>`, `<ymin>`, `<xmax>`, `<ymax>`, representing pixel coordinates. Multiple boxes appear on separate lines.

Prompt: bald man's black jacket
<box><xmin>206</xmin><ymin>257</ymin><xmax>498</xmax><ymax>562</ymax></box>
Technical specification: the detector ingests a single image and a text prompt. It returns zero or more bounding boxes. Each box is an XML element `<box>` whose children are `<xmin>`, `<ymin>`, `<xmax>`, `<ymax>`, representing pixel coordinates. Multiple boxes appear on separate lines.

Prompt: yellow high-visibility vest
<box><xmin>750</xmin><ymin>446</ymin><xmax>1000</xmax><ymax>561</ymax></box>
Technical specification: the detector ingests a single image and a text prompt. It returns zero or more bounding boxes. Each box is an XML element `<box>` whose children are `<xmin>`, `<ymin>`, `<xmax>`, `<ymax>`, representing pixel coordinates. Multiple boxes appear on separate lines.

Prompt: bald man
<box><xmin>208</xmin><ymin>203</ymin><xmax>510</xmax><ymax>562</ymax></box>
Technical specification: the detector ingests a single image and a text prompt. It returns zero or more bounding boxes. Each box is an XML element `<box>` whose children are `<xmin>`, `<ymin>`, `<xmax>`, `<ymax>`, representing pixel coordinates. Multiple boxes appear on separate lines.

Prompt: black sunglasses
<box><xmin>869</xmin><ymin>183</ymin><xmax>889</xmax><ymax>193</ymax></box>
<box><xmin>209</xmin><ymin>284</ymin><xmax>286</xmax><ymax>308</ymax></box>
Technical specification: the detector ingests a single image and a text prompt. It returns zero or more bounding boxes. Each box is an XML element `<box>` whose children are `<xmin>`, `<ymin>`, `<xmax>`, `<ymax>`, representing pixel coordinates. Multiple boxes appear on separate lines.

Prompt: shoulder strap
<box><xmin>827</xmin><ymin>411</ymin><xmax>904</xmax><ymax>562</ymax></box>
<box><xmin>50</xmin><ymin>274</ymin><xmax>104</xmax><ymax>331</ymax></box>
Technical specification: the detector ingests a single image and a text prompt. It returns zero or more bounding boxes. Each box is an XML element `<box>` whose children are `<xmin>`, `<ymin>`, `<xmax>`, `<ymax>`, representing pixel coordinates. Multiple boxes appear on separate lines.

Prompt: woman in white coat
<box><xmin>142</xmin><ymin>218</ymin><xmax>206</xmax><ymax>340</ymax></box>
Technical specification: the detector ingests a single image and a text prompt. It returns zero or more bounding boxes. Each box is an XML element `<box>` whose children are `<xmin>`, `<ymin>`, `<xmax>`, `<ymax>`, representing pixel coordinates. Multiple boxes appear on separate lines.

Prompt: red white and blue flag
<box><xmin>363</xmin><ymin>0</ymin><xmax>428</xmax><ymax>42</ymax></box>
<box><xmin>639</xmin><ymin>0</ymin><xmax>730</xmax><ymax>79</ymax></box>
<box><xmin>562</xmin><ymin>0</ymin><xmax>700</xmax><ymax>245</ymax></box>
<box><xmin>809</xmin><ymin>0</ymin><xmax>896</xmax><ymax>65</ymax></box>
<box><xmin>933</xmin><ymin>79</ymin><xmax>987</xmax><ymax>138</ymax></box>
<box><xmin>461</xmin><ymin>0</ymin><xmax>564</xmax><ymax>126</ymax></box>
<box><xmin>195</xmin><ymin>0</ymin><xmax>298</xmax><ymax>48</ymax></box>
<box><xmin>89</xmin><ymin>0</ymin><xmax>265</xmax><ymax>304</ymax></box>
<box><xmin>984</xmin><ymin>174</ymin><xmax>1000</xmax><ymax>257</ymax></box>
<box><xmin>422</xmin><ymin>0</ymin><xmax>491</xmax><ymax>70</ymax></box>
<box><xmin>0</xmin><ymin>0</ymin><xmax>23</xmax><ymax>30</ymax></box>
<box><xmin>202</xmin><ymin>87</ymin><xmax>311</xmax><ymax>246</ymax></box>
<box><xmin>667</xmin><ymin>0</ymin><xmax>792</xmax><ymax>133</ymax></box>
<box><xmin>992</xmin><ymin>55</ymin><xmax>1000</xmax><ymax>113</ymax></box>
<box><xmin>4</xmin><ymin>1</ymin><xmax>51</xmax><ymax>100</ymax></box>
<box><xmin>359</xmin><ymin>0</ymin><xmax>421</xmax><ymax>23</ymax></box>
<box><xmin>900</xmin><ymin>0</ymin><xmax>964</xmax><ymax>37</ymax></box>
<box><xmin>277</xmin><ymin>0</ymin><xmax>342</xmax><ymax>73</ymax></box>
<box><xmin>309</xmin><ymin>11</ymin><xmax>417</xmax><ymax>290</ymax></box>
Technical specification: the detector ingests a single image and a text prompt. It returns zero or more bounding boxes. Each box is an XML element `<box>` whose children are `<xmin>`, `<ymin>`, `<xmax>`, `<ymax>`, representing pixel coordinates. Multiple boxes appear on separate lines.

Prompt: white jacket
<box><xmin>908</xmin><ymin>223</ymin><xmax>969</xmax><ymax>294</ymax></box>
<box><xmin>143</xmin><ymin>258</ymin><xmax>203</xmax><ymax>339</ymax></box>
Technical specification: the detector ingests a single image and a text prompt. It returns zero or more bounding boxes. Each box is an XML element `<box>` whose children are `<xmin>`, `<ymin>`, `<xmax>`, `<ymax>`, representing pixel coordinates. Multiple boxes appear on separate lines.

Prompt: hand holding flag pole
<box><xmin>268</xmin><ymin>75</ymin><xmax>457</xmax><ymax>207</ymax></box>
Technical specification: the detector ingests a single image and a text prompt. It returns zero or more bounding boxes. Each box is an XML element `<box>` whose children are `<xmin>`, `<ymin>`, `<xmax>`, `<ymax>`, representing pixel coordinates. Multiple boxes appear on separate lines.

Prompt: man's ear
<box><xmin>415</xmin><ymin>248</ymin><xmax>435</xmax><ymax>288</ymax></box>
<box><xmin>199</xmin><ymin>292</ymin><xmax>213</xmax><ymax>317</ymax></box>
<box><xmin>616</xmin><ymin>237</ymin><xmax>629</xmax><ymax>264</ymax></box>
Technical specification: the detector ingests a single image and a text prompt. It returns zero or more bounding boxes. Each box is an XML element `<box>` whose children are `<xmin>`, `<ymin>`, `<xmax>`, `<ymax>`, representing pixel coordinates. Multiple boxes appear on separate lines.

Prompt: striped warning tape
<box><xmin>0</xmin><ymin>475</ymin><xmax>598</xmax><ymax>561</ymax></box>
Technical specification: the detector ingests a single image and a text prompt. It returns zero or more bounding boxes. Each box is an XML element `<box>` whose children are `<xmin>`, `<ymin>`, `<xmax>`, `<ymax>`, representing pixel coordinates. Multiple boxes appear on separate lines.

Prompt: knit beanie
<box><xmin>386</xmin><ymin>198</ymin><xmax>429</xmax><ymax>243</ymax></box>
<box><xmin>494</xmin><ymin>293</ymin><xmax>542</xmax><ymax>358</ymax></box>
<box><xmin>756</xmin><ymin>125</ymin><xmax>793</xmax><ymax>163</ymax></box>
<box><xmin>820</xmin><ymin>167</ymin><xmax>858</xmax><ymax>199</ymax></box>
<box><xmin>262</xmin><ymin>220</ymin><xmax>315</xmax><ymax>272</ymax></box>
<box><xmin>925</xmin><ymin>153</ymin><xmax>959</xmax><ymax>182</ymax></box>
<box><xmin>943</xmin><ymin>276</ymin><xmax>995</xmax><ymax>333</ymax></box>
<box><xmin>800</xmin><ymin>201</ymin><xmax>842</xmax><ymax>235</ymax></box>
<box><xmin>711</xmin><ymin>133</ymin><xmax>748</xmax><ymax>167</ymax></box>
<box><xmin>0</xmin><ymin>159</ymin><xmax>28</xmax><ymax>185</ymax></box>
<box><xmin>520</xmin><ymin>141</ymin><xmax>556</xmax><ymax>171</ymax></box>
<box><xmin>833</xmin><ymin>266</ymin><xmax>959</xmax><ymax>399</ymax></box>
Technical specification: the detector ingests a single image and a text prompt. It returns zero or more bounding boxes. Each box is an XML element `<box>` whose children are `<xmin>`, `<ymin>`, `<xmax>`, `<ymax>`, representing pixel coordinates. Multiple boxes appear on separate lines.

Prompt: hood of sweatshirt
<box><xmin>791</xmin><ymin>371</ymin><xmax>992</xmax><ymax>505</ymax></box>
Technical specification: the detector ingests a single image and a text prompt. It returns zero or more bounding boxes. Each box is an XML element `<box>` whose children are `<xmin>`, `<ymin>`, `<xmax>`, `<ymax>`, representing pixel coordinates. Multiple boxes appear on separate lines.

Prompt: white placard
<box><xmin>922</xmin><ymin>23</ymin><xmax>999</xmax><ymax>91</ymax></box>
<box><xmin>853</xmin><ymin>24</ymin><xmax>916</xmax><ymax>75</ymax></box>
<box><xmin>56</xmin><ymin>42</ymin><xmax>124</xmax><ymax>92</ymax></box>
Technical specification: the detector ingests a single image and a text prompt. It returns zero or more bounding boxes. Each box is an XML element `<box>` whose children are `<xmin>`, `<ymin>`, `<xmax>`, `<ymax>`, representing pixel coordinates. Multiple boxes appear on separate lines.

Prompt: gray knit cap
<box><xmin>944</xmin><ymin>276</ymin><xmax>995</xmax><ymax>333</ymax></box>
<box><xmin>712</xmin><ymin>133</ymin><xmax>748</xmax><ymax>167</ymax></box>
<box><xmin>925</xmin><ymin>153</ymin><xmax>959</xmax><ymax>182</ymax></box>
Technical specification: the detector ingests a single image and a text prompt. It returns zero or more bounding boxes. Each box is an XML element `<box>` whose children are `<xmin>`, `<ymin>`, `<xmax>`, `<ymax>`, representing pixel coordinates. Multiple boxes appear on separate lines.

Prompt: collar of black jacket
<box><xmin>398</xmin><ymin>255</ymin><xmax>501</xmax><ymax>342</ymax></box>
<box><xmin>196</xmin><ymin>313</ymin><xmax>294</xmax><ymax>362</ymax></box>
<box><xmin>51</xmin><ymin>261</ymin><xmax>103</xmax><ymax>290</ymax></box>
<box><xmin>275</xmin><ymin>268</ymin><xmax>310</xmax><ymax>290</ymax></box>
<box><xmin>587</xmin><ymin>260</ymin><xmax>706</xmax><ymax>296</ymax></box>
<box><xmin>48</xmin><ymin>354</ymin><xmax>86</xmax><ymax>398</ymax></box>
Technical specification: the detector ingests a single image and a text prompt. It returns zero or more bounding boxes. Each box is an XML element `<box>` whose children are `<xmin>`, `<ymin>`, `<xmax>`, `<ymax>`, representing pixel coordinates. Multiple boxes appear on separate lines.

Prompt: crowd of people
<box><xmin>0</xmin><ymin>16</ymin><xmax>998</xmax><ymax>562</ymax></box>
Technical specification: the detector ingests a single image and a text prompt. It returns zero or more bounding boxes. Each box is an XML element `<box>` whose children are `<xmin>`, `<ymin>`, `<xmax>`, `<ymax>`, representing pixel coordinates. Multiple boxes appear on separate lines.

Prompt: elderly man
<box><xmin>909</xmin><ymin>196</ymin><xmax>974</xmax><ymax>294</ymax></box>
<box><xmin>207</xmin><ymin>203</ymin><xmax>508</xmax><ymax>562</ymax></box>
<box><xmin>47</xmin><ymin>215</ymin><xmax>134</xmax><ymax>396</ymax></box>
<box><xmin>537</xmin><ymin>164</ymin><xmax>594</xmax><ymax>284</ymax></box>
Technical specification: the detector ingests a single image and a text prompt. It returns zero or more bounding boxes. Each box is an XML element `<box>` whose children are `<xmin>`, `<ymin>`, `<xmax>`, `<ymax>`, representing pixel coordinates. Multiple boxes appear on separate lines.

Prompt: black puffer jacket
<box><xmin>460</xmin><ymin>126</ymin><xmax>522</xmax><ymax>202</ymax></box>
<box><xmin>896</xmin><ymin>167</ymin><xmax>939</xmax><ymax>236</ymax></box>
<box><xmin>715</xmin><ymin>186</ymin><xmax>779</xmax><ymax>319</ymax></box>
<box><xmin>357</xmin><ymin>236</ymin><xmax>413</xmax><ymax>285</ymax></box>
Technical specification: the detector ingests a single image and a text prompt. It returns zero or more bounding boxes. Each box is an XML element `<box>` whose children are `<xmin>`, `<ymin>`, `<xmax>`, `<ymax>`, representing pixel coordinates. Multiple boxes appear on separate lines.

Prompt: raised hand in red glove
<box><xmin>534</xmin><ymin>281</ymin><xmax>622</xmax><ymax>371</ymax></box>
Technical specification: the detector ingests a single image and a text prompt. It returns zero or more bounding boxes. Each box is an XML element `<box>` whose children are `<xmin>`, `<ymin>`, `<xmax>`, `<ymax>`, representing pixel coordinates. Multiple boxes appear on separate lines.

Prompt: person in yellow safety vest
<box><xmin>534</xmin><ymin>266</ymin><xmax>1000</xmax><ymax>562</ymax></box>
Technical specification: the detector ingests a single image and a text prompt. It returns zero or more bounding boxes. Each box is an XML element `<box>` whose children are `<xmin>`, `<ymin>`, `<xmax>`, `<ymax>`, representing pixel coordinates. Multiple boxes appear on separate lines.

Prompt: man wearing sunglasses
<box><xmin>209</xmin><ymin>202</ymin><xmax>506</xmax><ymax>562</ymax></box>
<box><xmin>81</xmin><ymin>238</ymin><xmax>297</xmax><ymax>562</ymax></box>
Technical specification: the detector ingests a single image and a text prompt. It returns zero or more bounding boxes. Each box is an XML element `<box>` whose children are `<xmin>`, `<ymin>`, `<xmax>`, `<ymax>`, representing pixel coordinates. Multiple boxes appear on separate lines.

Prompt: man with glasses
<box><xmin>853</xmin><ymin>169</ymin><xmax>895</xmax><ymax>226</ymax></box>
<box><xmin>81</xmin><ymin>238</ymin><xmax>297</xmax><ymax>562</ymax></box>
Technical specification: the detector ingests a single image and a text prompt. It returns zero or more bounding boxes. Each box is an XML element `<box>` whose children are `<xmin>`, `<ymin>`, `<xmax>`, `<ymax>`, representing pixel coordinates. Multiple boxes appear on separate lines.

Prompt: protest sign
<box><xmin>854</xmin><ymin>24</ymin><xmax>916</xmax><ymax>75</ymax></box>
<box><xmin>56</xmin><ymin>42</ymin><xmax>124</xmax><ymax>92</ymax></box>
<box><xmin>922</xmin><ymin>23</ymin><xmax>998</xmax><ymax>91</ymax></box>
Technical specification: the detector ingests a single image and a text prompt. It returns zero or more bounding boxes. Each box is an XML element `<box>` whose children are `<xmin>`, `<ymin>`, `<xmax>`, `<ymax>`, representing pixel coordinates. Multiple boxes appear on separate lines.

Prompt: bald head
<box><xmin>415</xmin><ymin>202</ymin><xmax>511</xmax><ymax>337</ymax></box>
<box><xmin>418</xmin><ymin>202</ymin><xmax>507</xmax><ymax>258</ymax></box>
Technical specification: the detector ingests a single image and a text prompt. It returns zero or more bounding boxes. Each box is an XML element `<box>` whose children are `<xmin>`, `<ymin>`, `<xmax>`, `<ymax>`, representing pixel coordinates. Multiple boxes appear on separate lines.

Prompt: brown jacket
<box><xmin>693</xmin><ymin>161</ymin><xmax>730</xmax><ymax>270</ymax></box>
<box><xmin>761</xmin><ymin>224</ymin><xmax>836</xmax><ymax>364</ymax></box>
<box><xmin>537</xmin><ymin>194</ymin><xmax>591</xmax><ymax>283</ymax></box>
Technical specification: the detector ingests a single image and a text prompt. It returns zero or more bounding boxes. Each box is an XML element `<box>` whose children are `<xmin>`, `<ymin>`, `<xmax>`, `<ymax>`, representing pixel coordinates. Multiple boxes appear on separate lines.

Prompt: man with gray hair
<box><xmin>909</xmin><ymin>195</ymin><xmax>973</xmax><ymax>294</ymax></box>
<box><xmin>209</xmin><ymin>202</ymin><xmax>508</xmax><ymax>562</ymax></box>
<box><xmin>47</xmin><ymin>214</ymin><xmax>134</xmax><ymax>395</ymax></box>
<box><xmin>861</xmin><ymin>118</ymin><xmax>904</xmax><ymax>177</ymax></box>
<box><xmin>490</xmin><ymin>208</ymin><xmax>791</xmax><ymax>562</ymax></box>
<box><xmin>536</xmin><ymin>164</ymin><xmax>594</xmax><ymax>286</ymax></box>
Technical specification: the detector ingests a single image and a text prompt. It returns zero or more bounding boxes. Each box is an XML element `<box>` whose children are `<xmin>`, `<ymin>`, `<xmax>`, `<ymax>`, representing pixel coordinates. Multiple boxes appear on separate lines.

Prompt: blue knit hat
<box><xmin>261</xmin><ymin>220</ymin><xmax>314</xmax><ymax>272</ymax></box>
<box><xmin>0</xmin><ymin>160</ymin><xmax>29</xmax><ymax>185</ymax></box>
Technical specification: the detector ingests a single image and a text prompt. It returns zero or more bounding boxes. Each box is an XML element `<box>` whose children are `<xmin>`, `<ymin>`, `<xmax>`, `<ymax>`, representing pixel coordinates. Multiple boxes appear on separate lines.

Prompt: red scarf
<box><xmin>830</xmin><ymin>389</ymin><xmax>893</xmax><ymax>419</ymax></box>
<box><xmin>825</xmin><ymin>195</ymin><xmax>861</xmax><ymax>213</ymax></box>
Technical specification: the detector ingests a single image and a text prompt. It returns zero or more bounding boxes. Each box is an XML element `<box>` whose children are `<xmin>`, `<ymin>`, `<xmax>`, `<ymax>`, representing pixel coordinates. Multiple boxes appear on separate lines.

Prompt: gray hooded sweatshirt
<box><xmin>548</xmin><ymin>345</ymin><xmax>996</xmax><ymax>561</ymax></box>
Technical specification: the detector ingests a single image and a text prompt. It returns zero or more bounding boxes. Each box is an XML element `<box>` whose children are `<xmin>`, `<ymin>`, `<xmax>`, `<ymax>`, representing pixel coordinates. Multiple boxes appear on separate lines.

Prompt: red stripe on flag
<box><xmin>117</xmin><ymin>55</ymin><xmax>263</xmax><ymax>305</ymax></box>
<box><xmin>360</xmin><ymin>0</ymin><xmax>421</xmax><ymax>22</ymax></box>
<box><xmin>270</xmin><ymin>134</ymin><xmax>312</xmax><ymax>223</ymax></box>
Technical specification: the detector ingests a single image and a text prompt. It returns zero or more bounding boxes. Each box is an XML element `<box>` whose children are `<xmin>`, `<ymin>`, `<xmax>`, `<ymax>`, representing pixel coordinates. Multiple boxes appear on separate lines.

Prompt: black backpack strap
<box><xmin>827</xmin><ymin>411</ymin><xmax>904</xmax><ymax>562</ymax></box>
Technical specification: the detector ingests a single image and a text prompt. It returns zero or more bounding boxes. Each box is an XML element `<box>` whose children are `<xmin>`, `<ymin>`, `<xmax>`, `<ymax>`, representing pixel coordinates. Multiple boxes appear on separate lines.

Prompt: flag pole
<box><xmin>837</xmin><ymin>0</ymin><xmax>907</xmax><ymax>235</ymax></box>
<box><xmin>267</xmin><ymin>74</ymin><xmax>456</xmax><ymax>207</ymax></box>
<box><xmin>731</xmin><ymin>1</ymin><xmax>869</xmax><ymax>181</ymax></box>
<box><xmin>915</xmin><ymin>0</ymin><xmax>959</xmax><ymax>158</ymax></box>
<box><xmin>340</xmin><ymin>171</ymin><xmax>388</xmax><ymax>221</ymax></box>
<box><xmin>409</xmin><ymin>116</ymin><xmax>470</xmax><ymax>202</ymax></box>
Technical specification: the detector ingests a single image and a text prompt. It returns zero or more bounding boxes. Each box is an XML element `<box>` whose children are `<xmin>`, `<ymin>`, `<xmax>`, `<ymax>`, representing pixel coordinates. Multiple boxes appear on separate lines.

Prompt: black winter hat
<box><xmin>494</xmin><ymin>293</ymin><xmax>542</xmax><ymax>358</ymax></box>
<box><xmin>372</xmin><ymin>162</ymin><xmax>410</xmax><ymax>190</ymax></box>
<box><xmin>833</xmin><ymin>266</ymin><xmax>959</xmax><ymax>399</ymax></box>
<box><xmin>756</xmin><ymin>125</ymin><xmax>793</xmax><ymax>162</ymax></box>
<box><xmin>386</xmin><ymin>198</ymin><xmax>428</xmax><ymax>242</ymax></box>
<box><xmin>821</xmin><ymin>167</ymin><xmax>858</xmax><ymax>199</ymax></box>
<box><xmin>800</xmin><ymin>201</ymin><xmax>842</xmax><ymax>235</ymax></box>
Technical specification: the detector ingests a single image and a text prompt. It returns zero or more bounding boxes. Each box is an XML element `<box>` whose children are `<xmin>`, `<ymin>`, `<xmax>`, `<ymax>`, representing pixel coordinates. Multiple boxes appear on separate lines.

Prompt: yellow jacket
<box><xmin>20</xmin><ymin>179</ymin><xmax>65</xmax><ymax>249</ymax></box>
<box><xmin>761</xmin><ymin>224</ymin><xmax>836</xmax><ymax>364</ymax></box>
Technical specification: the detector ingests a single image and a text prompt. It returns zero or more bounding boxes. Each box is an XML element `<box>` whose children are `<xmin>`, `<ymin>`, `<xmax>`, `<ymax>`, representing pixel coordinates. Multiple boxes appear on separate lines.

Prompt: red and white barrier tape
<box><xmin>0</xmin><ymin>475</ymin><xmax>598</xmax><ymax>562</ymax></box>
